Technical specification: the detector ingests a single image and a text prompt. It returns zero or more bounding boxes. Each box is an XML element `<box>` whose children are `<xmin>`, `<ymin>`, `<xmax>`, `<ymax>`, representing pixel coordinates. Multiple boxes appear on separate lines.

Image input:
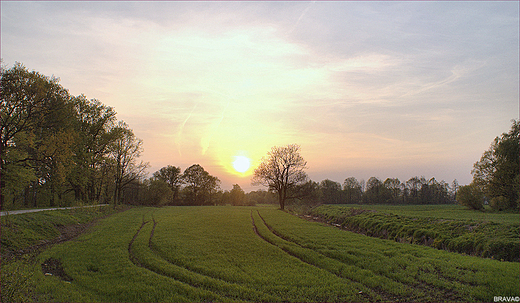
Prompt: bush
<box><xmin>490</xmin><ymin>196</ymin><xmax>509</xmax><ymax>211</ymax></box>
<box><xmin>456</xmin><ymin>184</ymin><xmax>484</xmax><ymax>210</ymax></box>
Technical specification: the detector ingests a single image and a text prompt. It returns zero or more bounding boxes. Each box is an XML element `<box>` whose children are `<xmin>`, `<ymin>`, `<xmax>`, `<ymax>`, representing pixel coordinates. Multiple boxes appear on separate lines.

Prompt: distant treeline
<box><xmin>298</xmin><ymin>176</ymin><xmax>457</xmax><ymax>206</ymax></box>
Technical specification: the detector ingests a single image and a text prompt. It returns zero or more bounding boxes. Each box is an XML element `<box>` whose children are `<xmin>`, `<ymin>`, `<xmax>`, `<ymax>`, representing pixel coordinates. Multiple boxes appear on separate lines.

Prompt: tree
<box><xmin>229</xmin><ymin>184</ymin><xmax>246</xmax><ymax>206</ymax></box>
<box><xmin>363</xmin><ymin>177</ymin><xmax>391</xmax><ymax>204</ymax></box>
<box><xmin>109</xmin><ymin>121</ymin><xmax>148</xmax><ymax>206</ymax></box>
<box><xmin>456</xmin><ymin>183</ymin><xmax>484</xmax><ymax>210</ymax></box>
<box><xmin>472</xmin><ymin>120</ymin><xmax>519</xmax><ymax>210</ymax></box>
<box><xmin>0</xmin><ymin>63</ymin><xmax>72</xmax><ymax>209</ymax></box>
<box><xmin>343</xmin><ymin>177</ymin><xmax>363</xmax><ymax>204</ymax></box>
<box><xmin>153</xmin><ymin>165</ymin><xmax>183</xmax><ymax>205</ymax></box>
<box><xmin>181</xmin><ymin>164</ymin><xmax>220</xmax><ymax>205</ymax></box>
<box><xmin>252</xmin><ymin>144</ymin><xmax>308</xmax><ymax>210</ymax></box>
<box><xmin>69</xmin><ymin>95</ymin><xmax>117</xmax><ymax>202</ymax></box>
<box><xmin>383</xmin><ymin>178</ymin><xmax>401</xmax><ymax>204</ymax></box>
<box><xmin>319</xmin><ymin>179</ymin><xmax>342</xmax><ymax>204</ymax></box>
<box><xmin>139</xmin><ymin>178</ymin><xmax>171</xmax><ymax>206</ymax></box>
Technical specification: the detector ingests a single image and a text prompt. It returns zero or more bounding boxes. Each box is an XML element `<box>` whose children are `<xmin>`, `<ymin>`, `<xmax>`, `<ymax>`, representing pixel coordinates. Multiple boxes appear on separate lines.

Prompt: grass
<box><xmin>0</xmin><ymin>205</ymin><xmax>118</xmax><ymax>255</ymax></box>
<box><xmin>307</xmin><ymin>204</ymin><xmax>519</xmax><ymax>262</ymax></box>
<box><xmin>2</xmin><ymin>205</ymin><xmax>519</xmax><ymax>302</ymax></box>
<box><xmin>331</xmin><ymin>204</ymin><xmax>519</xmax><ymax>224</ymax></box>
<box><xmin>0</xmin><ymin>205</ymin><xmax>122</xmax><ymax>302</ymax></box>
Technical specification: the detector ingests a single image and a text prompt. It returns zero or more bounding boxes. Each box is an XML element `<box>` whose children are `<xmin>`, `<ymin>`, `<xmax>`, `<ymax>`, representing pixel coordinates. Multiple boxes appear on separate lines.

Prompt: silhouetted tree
<box><xmin>182</xmin><ymin>164</ymin><xmax>220</xmax><ymax>205</ymax></box>
<box><xmin>153</xmin><ymin>165</ymin><xmax>183</xmax><ymax>204</ymax></box>
<box><xmin>343</xmin><ymin>177</ymin><xmax>363</xmax><ymax>204</ymax></box>
<box><xmin>252</xmin><ymin>144</ymin><xmax>308</xmax><ymax>210</ymax></box>
<box><xmin>456</xmin><ymin>183</ymin><xmax>484</xmax><ymax>210</ymax></box>
<box><xmin>319</xmin><ymin>179</ymin><xmax>342</xmax><ymax>204</ymax></box>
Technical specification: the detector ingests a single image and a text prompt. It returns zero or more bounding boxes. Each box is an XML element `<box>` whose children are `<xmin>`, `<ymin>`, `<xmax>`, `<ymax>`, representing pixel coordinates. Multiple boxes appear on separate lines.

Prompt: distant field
<box><xmin>333</xmin><ymin>204</ymin><xmax>519</xmax><ymax>224</ymax></box>
<box><xmin>14</xmin><ymin>206</ymin><xmax>517</xmax><ymax>302</ymax></box>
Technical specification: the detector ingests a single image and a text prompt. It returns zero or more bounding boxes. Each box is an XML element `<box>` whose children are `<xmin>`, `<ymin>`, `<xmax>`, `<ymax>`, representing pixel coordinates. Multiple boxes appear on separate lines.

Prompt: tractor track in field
<box><xmin>250</xmin><ymin>210</ymin><xmax>382</xmax><ymax>302</ymax></box>
<box><xmin>254</xmin><ymin>210</ymin><xmax>466</xmax><ymax>303</ymax></box>
<box><xmin>128</xmin><ymin>216</ymin><xmax>274</xmax><ymax>302</ymax></box>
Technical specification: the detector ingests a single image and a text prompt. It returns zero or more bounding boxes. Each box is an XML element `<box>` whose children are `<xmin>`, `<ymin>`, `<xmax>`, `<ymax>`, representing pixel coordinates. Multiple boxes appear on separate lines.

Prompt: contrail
<box><xmin>288</xmin><ymin>1</ymin><xmax>315</xmax><ymax>35</ymax></box>
<box><xmin>176</xmin><ymin>102</ymin><xmax>198</xmax><ymax>156</ymax></box>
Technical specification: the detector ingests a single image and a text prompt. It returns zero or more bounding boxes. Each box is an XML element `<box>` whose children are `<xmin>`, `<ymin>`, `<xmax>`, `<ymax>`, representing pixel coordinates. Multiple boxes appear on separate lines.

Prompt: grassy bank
<box><xmin>0</xmin><ymin>205</ymin><xmax>123</xmax><ymax>302</ymax></box>
<box><xmin>307</xmin><ymin>204</ymin><xmax>519</xmax><ymax>262</ymax></box>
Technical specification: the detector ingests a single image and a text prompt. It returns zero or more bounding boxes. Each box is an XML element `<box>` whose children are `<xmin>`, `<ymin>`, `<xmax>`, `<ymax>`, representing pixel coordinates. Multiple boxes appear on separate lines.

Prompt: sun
<box><xmin>232</xmin><ymin>156</ymin><xmax>251</xmax><ymax>173</ymax></box>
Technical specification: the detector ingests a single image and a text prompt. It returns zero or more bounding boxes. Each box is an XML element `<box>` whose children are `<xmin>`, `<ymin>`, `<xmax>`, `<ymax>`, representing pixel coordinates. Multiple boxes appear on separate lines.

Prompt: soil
<box><xmin>41</xmin><ymin>258</ymin><xmax>73</xmax><ymax>282</ymax></box>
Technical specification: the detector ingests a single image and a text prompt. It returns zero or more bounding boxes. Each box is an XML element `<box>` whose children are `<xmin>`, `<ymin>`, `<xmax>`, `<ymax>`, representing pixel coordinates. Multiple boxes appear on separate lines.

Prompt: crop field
<box><xmin>326</xmin><ymin>204</ymin><xmax>520</xmax><ymax>224</ymax></box>
<box><xmin>308</xmin><ymin>205</ymin><xmax>520</xmax><ymax>262</ymax></box>
<box><xmin>22</xmin><ymin>205</ymin><xmax>518</xmax><ymax>302</ymax></box>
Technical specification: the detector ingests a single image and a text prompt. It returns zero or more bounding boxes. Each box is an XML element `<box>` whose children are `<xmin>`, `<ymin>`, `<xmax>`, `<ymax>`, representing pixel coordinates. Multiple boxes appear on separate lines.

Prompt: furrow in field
<box><xmin>127</xmin><ymin>218</ymin><xmax>230</xmax><ymax>302</ymax></box>
<box><xmin>135</xmin><ymin>217</ymin><xmax>277</xmax><ymax>302</ymax></box>
<box><xmin>256</xmin><ymin>210</ymin><xmax>467</xmax><ymax>302</ymax></box>
<box><xmin>250</xmin><ymin>210</ymin><xmax>387</xmax><ymax>302</ymax></box>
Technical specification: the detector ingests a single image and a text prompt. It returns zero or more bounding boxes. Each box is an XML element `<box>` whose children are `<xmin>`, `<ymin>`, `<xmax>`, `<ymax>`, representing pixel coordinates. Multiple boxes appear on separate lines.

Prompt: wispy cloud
<box><xmin>1</xmin><ymin>1</ymin><xmax>517</xmax><ymax>189</ymax></box>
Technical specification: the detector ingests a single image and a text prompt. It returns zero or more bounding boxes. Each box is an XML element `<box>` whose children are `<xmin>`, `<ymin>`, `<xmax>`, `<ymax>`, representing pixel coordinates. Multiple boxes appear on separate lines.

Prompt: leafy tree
<box><xmin>472</xmin><ymin>120</ymin><xmax>519</xmax><ymax>210</ymax></box>
<box><xmin>69</xmin><ymin>95</ymin><xmax>117</xmax><ymax>202</ymax></box>
<box><xmin>456</xmin><ymin>183</ymin><xmax>484</xmax><ymax>210</ymax></box>
<box><xmin>153</xmin><ymin>165</ymin><xmax>183</xmax><ymax>205</ymax></box>
<box><xmin>229</xmin><ymin>184</ymin><xmax>247</xmax><ymax>206</ymax></box>
<box><xmin>363</xmin><ymin>177</ymin><xmax>391</xmax><ymax>204</ymax></box>
<box><xmin>181</xmin><ymin>164</ymin><xmax>220</xmax><ymax>205</ymax></box>
<box><xmin>1</xmin><ymin>62</ymin><xmax>78</xmax><ymax>208</ymax></box>
<box><xmin>252</xmin><ymin>144</ymin><xmax>308</xmax><ymax>210</ymax></box>
<box><xmin>405</xmin><ymin>177</ymin><xmax>424</xmax><ymax>204</ymax></box>
<box><xmin>343</xmin><ymin>177</ymin><xmax>362</xmax><ymax>204</ymax></box>
<box><xmin>319</xmin><ymin>179</ymin><xmax>342</xmax><ymax>204</ymax></box>
<box><xmin>383</xmin><ymin>178</ymin><xmax>402</xmax><ymax>204</ymax></box>
<box><xmin>139</xmin><ymin>178</ymin><xmax>171</xmax><ymax>206</ymax></box>
<box><xmin>246</xmin><ymin>189</ymin><xmax>277</xmax><ymax>205</ymax></box>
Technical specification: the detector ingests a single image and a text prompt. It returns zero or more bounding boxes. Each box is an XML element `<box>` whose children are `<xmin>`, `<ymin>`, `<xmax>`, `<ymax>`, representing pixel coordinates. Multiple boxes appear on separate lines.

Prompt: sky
<box><xmin>1</xmin><ymin>1</ymin><xmax>518</xmax><ymax>192</ymax></box>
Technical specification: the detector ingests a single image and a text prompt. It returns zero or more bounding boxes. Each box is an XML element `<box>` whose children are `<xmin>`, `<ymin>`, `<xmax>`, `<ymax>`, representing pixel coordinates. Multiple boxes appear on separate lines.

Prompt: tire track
<box><xmin>250</xmin><ymin>210</ymin><xmax>378</xmax><ymax>302</ymax></box>
<box><xmin>255</xmin><ymin>210</ymin><xmax>465</xmax><ymax>302</ymax></box>
<box><xmin>133</xmin><ymin>215</ymin><xmax>276</xmax><ymax>302</ymax></box>
<box><xmin>127</xmin><ymin>217</ymin><xmax>229</xmax><ymax>302</ymax></box>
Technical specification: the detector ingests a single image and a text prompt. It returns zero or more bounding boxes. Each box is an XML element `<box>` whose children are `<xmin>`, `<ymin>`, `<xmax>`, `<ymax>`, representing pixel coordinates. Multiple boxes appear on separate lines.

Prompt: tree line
<box><xmin>302</xmin><ymin>175</ymin><xmax>457</xmax><ymax>206</ymax></box>
<box><xmin>3</xmin><ymin>63</ymin><xmax>517</xmax><ymax>211</ymax></box>
<box><xmin>1</xmin><ymin>63</ymin><xmax>147</xmax><ymax>210</ymax></box>
<box><xmin>122</xmin><ymin>164</ymin><xmax>276</xmax><ymax>206</ymax></box>
<box><xmin>251</xmin><ymin>144</ymin><xmax>457</xmax><ymax>209</ymax></box>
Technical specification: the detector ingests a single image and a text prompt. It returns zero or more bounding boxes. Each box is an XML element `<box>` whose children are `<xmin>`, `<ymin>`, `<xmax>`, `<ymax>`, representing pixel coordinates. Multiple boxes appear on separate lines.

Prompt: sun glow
<box><xmin>232</xmin><ymin>155</ymin><xmax>251</xmax><ymax>173</ymax></box>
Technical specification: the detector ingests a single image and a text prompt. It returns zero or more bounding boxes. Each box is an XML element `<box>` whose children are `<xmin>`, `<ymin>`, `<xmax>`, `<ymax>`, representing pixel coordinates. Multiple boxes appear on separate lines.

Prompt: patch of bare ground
<box><xmin>41</xmin><ymin>258</ymin><xmax>73</xmax><ymax>282</ymax></box>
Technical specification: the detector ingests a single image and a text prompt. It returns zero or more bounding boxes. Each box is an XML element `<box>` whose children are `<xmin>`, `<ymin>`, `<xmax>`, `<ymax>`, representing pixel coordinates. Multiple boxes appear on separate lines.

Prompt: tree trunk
<box><xmin>278</xmin><ymin>190</ymin><xmax>285</xmax><ymax>210</ymax></box>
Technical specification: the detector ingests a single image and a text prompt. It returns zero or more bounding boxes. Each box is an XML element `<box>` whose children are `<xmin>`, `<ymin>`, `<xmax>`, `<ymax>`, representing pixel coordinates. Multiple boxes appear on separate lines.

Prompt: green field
<box><xmin>6</xmin><ymin>206</ymin><xmax>515</xmax><ymax>302</ymax></box>
<box><xmin>325</xmin><ymin>204</ymin><xmax>520</xmax><ymax>224</ymax></box>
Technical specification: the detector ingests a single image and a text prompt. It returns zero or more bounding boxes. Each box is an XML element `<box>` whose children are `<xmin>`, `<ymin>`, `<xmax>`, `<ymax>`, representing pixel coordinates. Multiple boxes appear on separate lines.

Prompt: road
<box><xmin>0</xmin><ymin>204</ymin><xmax>109</xmax><ymax>216</ymax></box>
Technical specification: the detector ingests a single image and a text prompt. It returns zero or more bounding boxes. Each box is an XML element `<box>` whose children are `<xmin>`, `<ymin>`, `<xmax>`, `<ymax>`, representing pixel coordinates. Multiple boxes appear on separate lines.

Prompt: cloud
<box><xmin>1</xmin><ymin>1</ymin><xmax>517</xmax><ymax>190</ymax></box>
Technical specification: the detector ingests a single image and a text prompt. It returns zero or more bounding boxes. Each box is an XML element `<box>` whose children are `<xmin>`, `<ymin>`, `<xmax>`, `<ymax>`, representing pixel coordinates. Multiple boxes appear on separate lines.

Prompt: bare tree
<box><xmin>252</xmin><ymin>144</ymin><xmax>308</xmax><ymax>210</ymax></box>
<box><xmin>109</xmin><ymin>121</ymin><xmax>148</xmax><ymax>206</ymax></box>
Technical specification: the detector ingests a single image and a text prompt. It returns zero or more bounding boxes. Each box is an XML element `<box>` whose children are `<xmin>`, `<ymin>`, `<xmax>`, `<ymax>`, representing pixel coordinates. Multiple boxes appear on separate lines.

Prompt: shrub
<box><xmin>490</xmin><ymin>196</ymin><xmax>509</xmax><ymax>211</ymax></box>
<box><xmin>456</xmin><ymin>184</ymin><xmax>484</xmax><ymax>210</ymax></box>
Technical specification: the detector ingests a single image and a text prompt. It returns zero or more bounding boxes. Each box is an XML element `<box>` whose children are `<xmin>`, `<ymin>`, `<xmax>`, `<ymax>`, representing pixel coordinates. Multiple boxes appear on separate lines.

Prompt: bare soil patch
<box><xmin>41</xmin><ymin>258</ymin><xmax>73</xmax><ymax>282</ymax></box>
